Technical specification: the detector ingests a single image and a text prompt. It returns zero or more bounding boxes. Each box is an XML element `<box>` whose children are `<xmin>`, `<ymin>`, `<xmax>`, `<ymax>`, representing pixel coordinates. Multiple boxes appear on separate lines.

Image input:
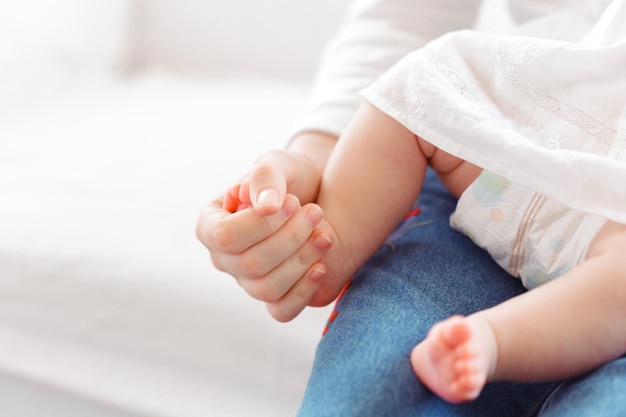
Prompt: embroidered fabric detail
<box><xmin>491</xmin><ymin>41</ymin><xmax>626</xmax><ymax>149</ymax></box>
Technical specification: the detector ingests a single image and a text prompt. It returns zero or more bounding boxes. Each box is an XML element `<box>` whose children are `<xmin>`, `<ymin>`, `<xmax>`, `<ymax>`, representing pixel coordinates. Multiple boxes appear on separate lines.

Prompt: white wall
<box><xmin>131</xmin><ymin>0</ymin><xmax>353</xmax><ymax>81</ymax></box>
<box><xmin>0</xmin><ymin>0</ymin><xmax>354</xmax><ymax>111</ymax></box>
<box><xmin>0</xmin><ymin>0</ymin><xmax>131</xmax><ymax>110</ymax></box>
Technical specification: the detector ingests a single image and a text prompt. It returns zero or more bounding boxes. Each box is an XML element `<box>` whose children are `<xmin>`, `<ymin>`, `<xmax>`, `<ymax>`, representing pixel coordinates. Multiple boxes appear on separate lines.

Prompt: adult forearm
<box><xmin>284</xmin><ymin>131</ymin><xmax>337</xmax><ymax>205</ymax></box>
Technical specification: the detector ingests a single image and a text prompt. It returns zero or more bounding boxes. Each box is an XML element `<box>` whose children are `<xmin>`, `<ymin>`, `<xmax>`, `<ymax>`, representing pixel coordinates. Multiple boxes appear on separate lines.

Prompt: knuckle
<box><xmin>237</xmin><ymin>253</ymin><xmax>267</xmax><ymax>280</ymax></box>
<box><xmin>252</xmin><ymin>149</ymin><xmax>289</xmax><ymax>183</ymax></box>
<box><xmin>248</xmin><ymin>281</ymin><xmax>281</xmax><ymax>304</ymax></box>
<box><xmin>267</xmin><ymin>303</ymin><xmax>296</xmax><ymax>323</ymax></box>
<box><xmin>195</xmin><ymin>221</ymin><xmax>206</xmax><ymax>246</ymax></box>
<box><xmin>252</xmin><ymin>160</ymin><xmax>276</xmax><ymax>182</ymax></box>
<box><xmin>293</xmin><ymin>277</ymin><xmax>318</xmax><ymax>305</ymax></box>
<box><xmin>259</xmin><ymin>214</ymin><xmax>278</xmax><ymax>236</ymax></box>
<box><xmin>290</xmin><ymin>225</ymin><xmax>311</xmax><ymax>247</ymax></box>
<box><xmin>265</xmin><ymin>278</ymin><xmax>317</xmax><ymax>322</ymax></box>
<box><xmin>209</xmin><ymin>253</ymin><xmax>227</xmax><ymax>273</ymax></box>
<box><xmin>286</xmin><ymin>226</ymin><xmax>304</xmax><ymax>248</ymax></box>
<box><xmin>285</xmin><ymin>217</ymin><xmax>314</xmax><ymax>249</ymax></box>
<box><xmin>211</xmin><ymin>221</ymin><xmax>239</xmax><ymax>253</ymax></box>
<box><xmin>195</xmin><ymin>212</ymin><xmax>216</xmax><ymax>248</ymax></box>
<box><xmin>295</xmin><ymin>239</ymin><xmax>323</xmax><ymax>266</ymax></box>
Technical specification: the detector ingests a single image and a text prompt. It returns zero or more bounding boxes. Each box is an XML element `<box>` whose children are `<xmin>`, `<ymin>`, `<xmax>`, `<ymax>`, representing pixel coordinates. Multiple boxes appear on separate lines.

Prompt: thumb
<box><xmin>248</xmin><ymin>160</ymin><xmax>287</xmax><ymax>215</ymax></box>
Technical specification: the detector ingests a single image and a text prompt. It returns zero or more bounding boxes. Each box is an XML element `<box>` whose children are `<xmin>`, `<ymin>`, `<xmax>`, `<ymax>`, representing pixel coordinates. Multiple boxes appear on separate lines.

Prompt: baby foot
<box><xmin>411</xmin><ymin>315</ymin><xmax>495</xmax><ymax>403</ymax></box>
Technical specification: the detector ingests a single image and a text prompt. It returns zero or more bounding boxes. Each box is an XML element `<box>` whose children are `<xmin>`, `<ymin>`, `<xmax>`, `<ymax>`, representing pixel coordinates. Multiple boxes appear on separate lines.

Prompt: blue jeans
<box><xmin>298</xmin><ymin>169</ymin><xmax>626</xmax><ymax>417</ymax></box>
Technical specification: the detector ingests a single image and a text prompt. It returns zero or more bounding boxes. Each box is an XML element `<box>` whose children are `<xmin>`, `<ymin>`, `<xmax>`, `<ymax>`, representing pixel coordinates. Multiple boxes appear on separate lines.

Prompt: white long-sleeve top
<box><xmin>360</xmin><ymin>0</ymin><xmax>626</xmax><ymax>223</ymax></box>
<box><xmin>292</xmin><ymin>0</ymin><xmax>594</xmax><ymax>138</ymax></box>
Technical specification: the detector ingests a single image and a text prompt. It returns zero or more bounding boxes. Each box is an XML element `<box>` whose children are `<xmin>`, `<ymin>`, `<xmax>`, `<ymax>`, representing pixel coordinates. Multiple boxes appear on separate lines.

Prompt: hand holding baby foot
<box><xmin>410</xmin><ymin>315</ymin><xmax>498</xmax><ymax>403</ymax></box>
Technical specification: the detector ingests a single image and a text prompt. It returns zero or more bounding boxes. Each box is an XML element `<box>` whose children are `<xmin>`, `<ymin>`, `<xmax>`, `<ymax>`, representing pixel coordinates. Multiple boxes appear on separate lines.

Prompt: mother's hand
<box><xmin>196</xmin><ymin>133</ymin><xmax>337</xmax><ymax>321</ymax></box>
<box><xmin>197</xmin><ymin>193</ymin><xmax>333</xmax><ymax>321</ymax></box>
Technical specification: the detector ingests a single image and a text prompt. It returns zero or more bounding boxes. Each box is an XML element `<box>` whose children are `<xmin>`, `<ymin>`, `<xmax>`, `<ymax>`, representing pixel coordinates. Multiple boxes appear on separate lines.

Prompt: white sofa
<box><xmin>0</xmin><ymin>1</ymin><xmax>352</xmax><ymax>416</ymax></box>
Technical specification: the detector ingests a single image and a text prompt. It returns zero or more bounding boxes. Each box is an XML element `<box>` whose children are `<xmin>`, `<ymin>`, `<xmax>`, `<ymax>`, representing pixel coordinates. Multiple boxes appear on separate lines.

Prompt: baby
<box><xmin>223</xmin><ymin>9</ymin><xmax>626</xmax><ymax>404</ymax></box>
<box><xmin>226</xmin><ymin>98</ymin><xmax>626</xmax><ymax>403</ymax></box>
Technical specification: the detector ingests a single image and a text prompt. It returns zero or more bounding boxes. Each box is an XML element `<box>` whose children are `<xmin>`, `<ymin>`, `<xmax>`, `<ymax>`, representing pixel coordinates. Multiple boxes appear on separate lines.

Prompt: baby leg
<box><xmin>412</xmin><ymin>221</ymin><xmax>626</xmax><ymax>404</ymax></box>
<box><xmin>411</xmin><ymin>315</ymin><xmax>497</xmax><ymax>403</ymax></box>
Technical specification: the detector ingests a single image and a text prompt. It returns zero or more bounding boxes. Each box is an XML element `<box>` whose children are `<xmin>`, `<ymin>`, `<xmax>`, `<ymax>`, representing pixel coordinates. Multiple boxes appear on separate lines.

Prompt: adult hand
<box><xmin>196</xmin><ymin>133</ymin><xmax>338</xmax><ymax>321</ymax></box>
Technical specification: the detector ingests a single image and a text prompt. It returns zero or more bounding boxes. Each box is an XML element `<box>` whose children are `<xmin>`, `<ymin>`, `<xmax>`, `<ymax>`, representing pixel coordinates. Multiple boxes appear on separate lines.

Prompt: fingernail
<box><xmin>313</xmin><ymin>232</ymin><xmax>333</xmax><ymax>251</ymax></box>
<box><xmin>306</xmin><ymin>205</ymin><xmax>323</xmax><ymax>226</ymax></box>
<box><xmin>310</xmin><ymin>266</ymin><xmax>327</xmax><ymax>282</ymax></box>
<box><xmin>257</xmin><ymin>189</ymin><xmax>278</xmax><ymax>208</ymax></box>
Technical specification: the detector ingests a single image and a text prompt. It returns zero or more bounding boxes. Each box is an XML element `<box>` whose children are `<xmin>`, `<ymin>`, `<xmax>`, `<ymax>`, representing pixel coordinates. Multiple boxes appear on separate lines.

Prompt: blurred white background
<box><xmin>0</xmin><ymin>1</ymin><xmax>506</xmax><ymax>416</ymax></box>
<box><xmin>0</xmin><ymin>1</ymin><xmax>350</xmax><ymax>416</ymax></box>
<box><xmin>0</xmin><ymin>0</ymin><xmax>352</xmax><ymax>111</ymax></box>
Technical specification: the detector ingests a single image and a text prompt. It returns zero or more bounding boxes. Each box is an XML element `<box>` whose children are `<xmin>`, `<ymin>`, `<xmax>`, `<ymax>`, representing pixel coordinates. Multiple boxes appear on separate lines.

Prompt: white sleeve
<box><xmin>291</xmin><ymin>0</ymin><xmax>484</xmax><ymax>138</ymax></box>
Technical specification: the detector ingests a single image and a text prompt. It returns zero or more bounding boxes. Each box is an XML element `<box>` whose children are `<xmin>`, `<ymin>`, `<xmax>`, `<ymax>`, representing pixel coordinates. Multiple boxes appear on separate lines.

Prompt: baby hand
<box><xmin>223</xmin><ymin>181</ymin><xmax>253</xmax><ymax>213</ymax></box>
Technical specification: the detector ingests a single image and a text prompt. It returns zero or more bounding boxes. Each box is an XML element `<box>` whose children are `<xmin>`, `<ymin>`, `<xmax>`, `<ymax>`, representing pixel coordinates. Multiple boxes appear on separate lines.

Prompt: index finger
<box><xmin>196</xmin><ymin>193</ymin><xmax>300</xmax><ymax>255</ymax></box>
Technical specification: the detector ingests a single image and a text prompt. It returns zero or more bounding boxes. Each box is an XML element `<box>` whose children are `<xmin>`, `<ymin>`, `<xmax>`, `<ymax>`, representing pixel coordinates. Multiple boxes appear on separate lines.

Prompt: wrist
<box><xmin>288</xmin><ymin>130</ymin><xmax>336</xmax><ymax>165</ymax></box>
<box><xmin>285</xmin><ymin>131</ymin><xmax>337</xmax><ymax>204</ymax></box>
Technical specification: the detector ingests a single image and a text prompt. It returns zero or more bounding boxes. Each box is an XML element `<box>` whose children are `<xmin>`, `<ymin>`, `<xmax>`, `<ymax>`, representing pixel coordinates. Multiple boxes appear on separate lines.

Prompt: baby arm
<box><xmin>218</xmin><ymin>101</ymin><xmax>478</xmax><ymax>312</ymax></box>
<box><xmin>312</xmin><ymin>101</ymin><xmax>479</xmax><ymax>306</ymax></box>
<box><xmin>311</xmin><ymin>102</ymin><xmax>428</xmax><ymax>305</ymax></box>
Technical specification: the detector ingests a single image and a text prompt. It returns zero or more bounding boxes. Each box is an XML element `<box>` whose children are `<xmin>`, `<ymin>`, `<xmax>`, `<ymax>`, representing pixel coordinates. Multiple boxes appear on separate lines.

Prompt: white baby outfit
<box><xmin>362</xmin><ymin>0</ymin><xmax>626</xmax><ymax>289</ymax></box>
